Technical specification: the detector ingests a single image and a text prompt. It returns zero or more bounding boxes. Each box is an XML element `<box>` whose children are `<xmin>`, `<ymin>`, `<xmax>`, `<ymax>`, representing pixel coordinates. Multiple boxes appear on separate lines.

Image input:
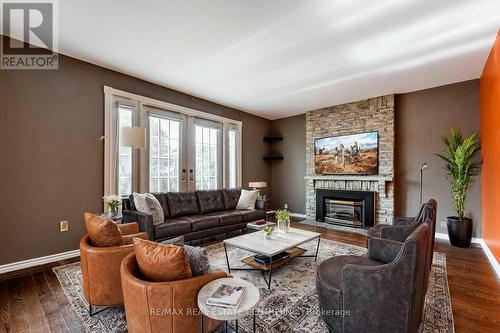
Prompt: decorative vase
<box><xmin>264</xmin><ymin>233</ymin><xmax>272</xmax><ymax>240</ymax></box>
<box><xmin>278</xmin><ymin>218</ymin><xmax>290</xmax><ymax>232</ymax></box>
<box><xmin>447</xmin><ymin>217</ymin><xmax>473</xmax><ymax>248</ymax></box>
<box><xmin>108</xmin><ymin>206</ymin><xmax>118</xmax><ymax>217</ymax></box>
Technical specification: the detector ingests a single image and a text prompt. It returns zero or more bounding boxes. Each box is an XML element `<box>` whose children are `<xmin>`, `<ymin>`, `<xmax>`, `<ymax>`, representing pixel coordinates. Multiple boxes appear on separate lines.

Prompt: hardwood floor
<box><xmin>0</xmin><ymin>222</ymin><xmax>498</xmax><ymax>332</ymax></box>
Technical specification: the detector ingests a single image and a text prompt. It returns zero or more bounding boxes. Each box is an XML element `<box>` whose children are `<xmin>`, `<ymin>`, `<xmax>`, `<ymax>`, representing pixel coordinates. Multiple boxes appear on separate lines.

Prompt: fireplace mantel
<box><xmin>305</xmin><ymin>175</ymin><xmax>392</xmax><ymax>182</ymax></box>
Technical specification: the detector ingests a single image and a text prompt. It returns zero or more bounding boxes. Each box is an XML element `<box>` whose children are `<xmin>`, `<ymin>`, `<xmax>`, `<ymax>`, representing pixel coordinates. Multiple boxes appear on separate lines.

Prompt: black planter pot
<box><xmin>446</xmin><ymin>217</ymin><xmax>473</xmax><ymax>248</ymax></box>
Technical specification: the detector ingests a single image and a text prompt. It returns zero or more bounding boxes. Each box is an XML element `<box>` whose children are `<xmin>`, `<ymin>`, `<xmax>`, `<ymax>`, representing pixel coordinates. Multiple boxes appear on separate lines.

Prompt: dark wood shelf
<box><xmin>263</xmin><ymin>153</ymin><xmax>284</xmax><ymax>160</ymax></box>
<box><xmin>263</xmin><ymin>135</ymin><xmax>283</xmax><ymax>142</ymax></box>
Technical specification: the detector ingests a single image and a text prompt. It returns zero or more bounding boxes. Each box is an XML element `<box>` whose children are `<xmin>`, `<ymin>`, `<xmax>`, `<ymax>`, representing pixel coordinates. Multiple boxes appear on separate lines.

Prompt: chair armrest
<box><xmin>367</xmin><ymin>237</ymin><xmax>403</xmax><ymax>264</ymax></box>
<box><xmin>122</xmin><ymin>210</ymin><xmax>154</xmax><ymax>240</ymax></box>
<box><xmin>118</xmin><ymin>222</ymin><xmax>139</xmax><ymax>235</ymax></box>
<box><xmin>393</xmin><ymin>216</ymin><xmax>415</xmax><ymax>226</ymax></box>
<box><xmin>380</xmin><ymin>224</ymin><xmax>416</xmax><ymax>242</ymax></box>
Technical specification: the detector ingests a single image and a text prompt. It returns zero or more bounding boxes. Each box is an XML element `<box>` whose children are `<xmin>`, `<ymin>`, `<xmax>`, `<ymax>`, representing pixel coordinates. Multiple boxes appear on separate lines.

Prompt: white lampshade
<box><xmin>120</xmin><ymin>127</ymin><xmax>146</xmax><ymax>149</ymax></box>
<box><xmin>249</xmin><ymin>181</ymin><xmax>267</xmax><ymax>188</ymax></box>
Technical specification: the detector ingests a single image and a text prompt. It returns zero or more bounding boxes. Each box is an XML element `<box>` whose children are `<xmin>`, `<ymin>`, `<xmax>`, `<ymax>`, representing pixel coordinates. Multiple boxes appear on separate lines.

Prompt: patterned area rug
<box><xmin>53</xmin><ymin>238</ymin><xmax>454</xmax><ymax>332</ymax></box>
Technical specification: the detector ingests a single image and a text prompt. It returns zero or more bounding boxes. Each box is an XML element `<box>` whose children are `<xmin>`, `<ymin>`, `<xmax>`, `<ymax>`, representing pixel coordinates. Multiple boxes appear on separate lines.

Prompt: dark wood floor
<box><xmin>0</xmin><ymin>222</ymin><xmax>499</xmax><ymax>333</ymax></box>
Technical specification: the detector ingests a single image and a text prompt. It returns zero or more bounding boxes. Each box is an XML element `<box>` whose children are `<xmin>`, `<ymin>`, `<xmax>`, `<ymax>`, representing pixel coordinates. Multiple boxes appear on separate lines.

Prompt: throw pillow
<box><xmin>132</xmin><ymin>192</ymin><xmax>165</xmax><ymax>226</ymax></box>
<box><xmin>133</xmin><ymin>238</ymin><xmax>192</xmax><ymax>282</ymax></box>
<box><xmin>184</xmin><ymin>245</ymin><xmax>211</xmax><ymax>276</ymax></box>
<box><xmin>161</xmin><ymin>235</ymin><xmax>185</xmax><ymax>246</ymax></box>
<box><xmin>84</xmin><ymin>212</ymin><xmax>123</xmax><ymax>247</ymax></box>
<box><xmin>236</xmin><ymin>189</ymin><xmax>259</xmax><ymax>210</ymax></box>
<box><xmin>160</xmin><ymin>238</ymin><xmax>210</xmax><ymax>276</ymax></box>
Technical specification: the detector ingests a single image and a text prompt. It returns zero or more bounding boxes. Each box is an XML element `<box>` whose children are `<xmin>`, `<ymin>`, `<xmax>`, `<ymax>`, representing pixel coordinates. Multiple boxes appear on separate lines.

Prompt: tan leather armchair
<box><xmin>121</xmin><ymin>252</ymin><xmax>228</xmax><ymax>333</ymax></box>
<box><xmin>80</xmin><ymin>221</ymin><xmax>148</xmax><ymax>315</ymax></box>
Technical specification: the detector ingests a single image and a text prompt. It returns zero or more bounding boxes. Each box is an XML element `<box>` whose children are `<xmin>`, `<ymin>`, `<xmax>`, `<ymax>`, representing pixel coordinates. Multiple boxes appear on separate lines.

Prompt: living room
<box><xmin>0</xmin><ymin>1</ymin><xmax>499</xmax><ymax>333</ymax></box>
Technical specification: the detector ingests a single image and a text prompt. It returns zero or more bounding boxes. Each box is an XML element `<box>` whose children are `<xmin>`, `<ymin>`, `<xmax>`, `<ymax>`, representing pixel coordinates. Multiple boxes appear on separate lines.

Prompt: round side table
<box><xmin>198</xmin><ymin>277</ymin><xmax>260</xmax><ymax>333</ymax></box>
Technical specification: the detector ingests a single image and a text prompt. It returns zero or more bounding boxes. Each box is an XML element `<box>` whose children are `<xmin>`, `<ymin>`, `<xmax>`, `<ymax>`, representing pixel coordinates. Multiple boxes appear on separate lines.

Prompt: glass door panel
<box><xmin>149</xmin><ymin>115</ymin><xmax>181</xmax><ymax>192</ymax></box>
<box><xmin>118</xmin><ymin>106</ymin><xmax>133</xmax><ymax>196</ymax></box>
<box><xmin>194</xmin><ymin>122</ymin><xmax>222</xmax><ymax>190</ymax></box>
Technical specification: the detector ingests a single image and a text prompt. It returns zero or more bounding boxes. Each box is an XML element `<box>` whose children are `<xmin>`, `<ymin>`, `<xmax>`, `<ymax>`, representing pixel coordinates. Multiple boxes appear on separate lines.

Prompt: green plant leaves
<box><xmin>435</xmin><ymin>129</ymin><xmax>481</xmax><ymax>219</ymax></box>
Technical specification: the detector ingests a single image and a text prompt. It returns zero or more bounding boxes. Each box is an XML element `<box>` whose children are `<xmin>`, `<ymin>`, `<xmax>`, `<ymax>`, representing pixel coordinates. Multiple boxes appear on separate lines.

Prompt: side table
<box><xmin>198</xmin><ymin>277</ymin><xmax>260</xmax><ymax>333</ymax></box>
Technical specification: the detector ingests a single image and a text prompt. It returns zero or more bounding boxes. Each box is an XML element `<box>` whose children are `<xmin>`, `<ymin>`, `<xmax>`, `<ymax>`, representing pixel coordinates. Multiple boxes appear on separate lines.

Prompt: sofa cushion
<box><xmin>196</xmin><ymin>190</ymin><xmax>225</xmax><ymax>214</ymax></box>
<box><xmin>132</xmin><ymin>193</ymin><xmax>165</xmax><ymax>226</ymax></box>
<box><xmin>167</xmin><ymin>192</ymin><xmax>200</xmax><ymax>218</ymax></box>
<box><xmin>84</xmin><ymin>212</ymin><xmax>123</xmax><ymax>247</ymax></box>
<box><xmin>222</xmin><ymin>189</ymin><xmax>241</xmax><ymax>210</ymax></box>
<box><xmin>154</xmin><ymin>220</ymin><xmax>192</xmax><ymax>239</ymax></box>
<box><xmin>317</xmin><ymin>255</ymin><xmax>382</xmax><ymax>292</ymax></box>
<box><xmin>237</xmin><ymin>209</ymin><xmax>265</xmax><ymax>222</ymax></box>
<box><xmin>150</xmin><ymin>192</ymin><xmax>170</xmax><ymax>218</ymax></box>
<box><xmin>206</xmin><ymin>210</ymin><xmax>243</xmax><ymax>226</ymax></box>
<box><xmin>184</xmin><ymin>245</ymin><xmax>211</xmax><ymax>276</ymax></box>
<box><xmin>133</xmin><ymin>238</ymin><xmax>192</xmax><ymax>282</ymax></box>
<box><xmin>176</xmin><ymin>215</ymin><xmax>220</xmax><ymax>232</ymax></box>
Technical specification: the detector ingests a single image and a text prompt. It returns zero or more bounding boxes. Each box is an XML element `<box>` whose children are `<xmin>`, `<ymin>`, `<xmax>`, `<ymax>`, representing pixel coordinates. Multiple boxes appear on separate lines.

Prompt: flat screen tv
<box><xmin>314</xmin><ymin>131</ymin><xmax>378</xmax><ymax>175</ymax></box>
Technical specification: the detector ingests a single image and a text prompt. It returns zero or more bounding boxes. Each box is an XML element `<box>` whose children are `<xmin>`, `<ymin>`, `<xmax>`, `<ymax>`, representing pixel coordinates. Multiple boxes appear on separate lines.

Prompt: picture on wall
<box><xmin>314</xmin><ymin>131</ymin><xmax>378</xmax><ymax>175</ymax></box>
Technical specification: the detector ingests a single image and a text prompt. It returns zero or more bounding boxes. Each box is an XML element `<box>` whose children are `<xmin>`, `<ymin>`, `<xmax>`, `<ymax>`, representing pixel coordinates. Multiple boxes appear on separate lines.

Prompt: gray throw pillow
<box><xmin>161</xmin><ymin>236</ymin><xmax>185</xmax><ymax>246</ymax></box>
<box><xmin>184</xmin><ymin>245</ymin><xmax>210</xmax><ymax>277</ymax></box>
<box><xmin>160</xmin><ymin>238</ymin><xmax>210</xmax><ymax>276</ymax></box>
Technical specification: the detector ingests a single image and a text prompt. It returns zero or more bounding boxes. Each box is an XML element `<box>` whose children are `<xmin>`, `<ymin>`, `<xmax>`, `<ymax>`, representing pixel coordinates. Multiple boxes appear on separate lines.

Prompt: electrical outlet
<box><xmin>440</xmin><ymin>221</ymin><xmax>447</xmax><ymax>229</ymax></box>
<box><xmin>59</xmin><ymin>220</ymin><xmax>69</xmax><ymax>232</ymax></box>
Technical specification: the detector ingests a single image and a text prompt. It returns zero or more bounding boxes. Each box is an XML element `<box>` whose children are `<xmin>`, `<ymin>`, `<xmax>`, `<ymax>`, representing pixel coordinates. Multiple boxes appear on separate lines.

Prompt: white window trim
<box><xmin>103</xmin><ymin>86</ymin><xmax>242</xmax><ymax>196</ymax></box>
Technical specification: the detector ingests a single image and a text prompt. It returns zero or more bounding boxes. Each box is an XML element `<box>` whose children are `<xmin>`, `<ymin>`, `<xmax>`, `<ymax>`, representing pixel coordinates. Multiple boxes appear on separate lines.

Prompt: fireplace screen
<box><xmin>324</xmin><ymin>199</ymin><xmax>363</xmax><ymax>227</ymax></box>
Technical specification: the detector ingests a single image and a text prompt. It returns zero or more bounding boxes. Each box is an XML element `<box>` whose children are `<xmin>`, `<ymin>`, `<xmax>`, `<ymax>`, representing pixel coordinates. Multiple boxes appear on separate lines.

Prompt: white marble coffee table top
<box><xmin>224</xmin><ymin>227</ymin><xmax>321</xmax><ymax>257</ymax></box>
<box><xmin>197</xmin><ymin>277</ymin><xmax>260</xmax><ymax>321</ymax></box>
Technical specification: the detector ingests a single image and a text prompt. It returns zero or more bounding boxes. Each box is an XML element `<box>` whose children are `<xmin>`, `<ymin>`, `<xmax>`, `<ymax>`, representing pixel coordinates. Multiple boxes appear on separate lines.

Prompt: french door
<box><xmin>143</xmin><ymin>107</ymin><xmax>223</xmax><ymax>192</ymax></box>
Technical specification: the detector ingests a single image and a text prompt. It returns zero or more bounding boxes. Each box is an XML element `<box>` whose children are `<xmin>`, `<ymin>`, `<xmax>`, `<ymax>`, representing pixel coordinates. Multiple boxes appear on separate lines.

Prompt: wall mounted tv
<box><xmin>314</xmin><ymin>131</ymin><xmax>378</xmax><ymax>175</ymax></box>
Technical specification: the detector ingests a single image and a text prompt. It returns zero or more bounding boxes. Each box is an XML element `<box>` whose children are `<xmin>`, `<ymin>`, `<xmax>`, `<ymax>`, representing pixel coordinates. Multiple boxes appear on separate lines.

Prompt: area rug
<box><xmin>53</xmin><ymin>238</ymin><xmax>454</xmax><ymax>332</ymax></box>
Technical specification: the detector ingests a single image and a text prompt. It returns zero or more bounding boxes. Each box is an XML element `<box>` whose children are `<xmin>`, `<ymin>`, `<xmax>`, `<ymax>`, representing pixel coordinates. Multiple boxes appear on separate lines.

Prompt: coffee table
<box><xmin>223</xmin><ymin>228</ymin><xmax>321</xmax><ymax>289</ymax></box>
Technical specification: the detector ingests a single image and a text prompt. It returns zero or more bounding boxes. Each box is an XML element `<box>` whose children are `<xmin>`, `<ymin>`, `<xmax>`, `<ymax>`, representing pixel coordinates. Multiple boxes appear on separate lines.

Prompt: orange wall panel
<box><xmin>480</xmin><ymin>30</ymin><xmax>500</xmax><ymax>261</ymax></box>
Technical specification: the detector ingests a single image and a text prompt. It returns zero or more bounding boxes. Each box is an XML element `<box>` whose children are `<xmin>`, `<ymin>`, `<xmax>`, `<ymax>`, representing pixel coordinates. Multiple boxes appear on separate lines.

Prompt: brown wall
<box><xmin>269</xmin><ymin>114</ymin><xmax>306</xmax><ymax>213</ymax></box>
<box><xmin>395</xmin><ymin>80</ymin><xmax>482</xmax><ymax>237</ymax></box>
<box><xmin>0</xmin><ymin>37</ymin><xmax>271</xmax><ymax>265</ymax></box>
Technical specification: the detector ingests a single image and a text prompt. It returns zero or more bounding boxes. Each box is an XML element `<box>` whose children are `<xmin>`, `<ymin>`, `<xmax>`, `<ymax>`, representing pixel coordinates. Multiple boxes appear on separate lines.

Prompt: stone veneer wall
<box><xmin>305</xmin><ymin>95</ymin><xmax>395</xmax><ymax>225</ymax></box>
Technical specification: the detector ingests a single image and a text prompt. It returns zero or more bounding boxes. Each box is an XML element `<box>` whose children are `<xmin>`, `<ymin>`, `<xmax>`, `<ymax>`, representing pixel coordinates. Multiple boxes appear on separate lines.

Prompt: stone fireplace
<box><xmin>305</xmin><ymin>95</ymin><xmax>395</xmax><ymax>226</ymax></box>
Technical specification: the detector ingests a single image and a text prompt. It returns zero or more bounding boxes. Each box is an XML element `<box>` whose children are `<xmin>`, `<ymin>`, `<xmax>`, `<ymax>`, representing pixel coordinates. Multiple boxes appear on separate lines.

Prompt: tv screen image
<box><xmin>314</xmin><ymin>131</ymin><xmax>378</xmax><ymax>175</ymax></box>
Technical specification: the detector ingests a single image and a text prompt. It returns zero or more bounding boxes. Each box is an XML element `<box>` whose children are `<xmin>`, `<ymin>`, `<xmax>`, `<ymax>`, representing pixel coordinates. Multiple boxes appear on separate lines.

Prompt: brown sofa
<box><xmin>122</xmin><ymin>189</ymin><xmax>266</xmax><ymax>244</ymax></box>
<box><xmin>121</xmin><ymin>252</ymin><xmax>228</xmax><ymax>333</ymax></box>
<box><xmin>80</xmin><ymin>221</ymin><xmax>148</xmax><ymax>315</ymax></box>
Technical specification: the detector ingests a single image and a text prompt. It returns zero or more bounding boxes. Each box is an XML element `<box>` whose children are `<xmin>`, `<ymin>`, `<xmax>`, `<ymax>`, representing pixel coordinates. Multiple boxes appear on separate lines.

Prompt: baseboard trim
<box><xmin>0</xmin><ymin>249</ymin><xmax>80</xmax><ymax>274</ymax></box>
<box><xmin>477</xmin><ymin>239</ymin><xmax>500</xmax><ymax>280</ymax></box>
<box><xmin>434</xmin><ymin>232</ymin><xmax>482</xmax><ymax>244</ymax></box>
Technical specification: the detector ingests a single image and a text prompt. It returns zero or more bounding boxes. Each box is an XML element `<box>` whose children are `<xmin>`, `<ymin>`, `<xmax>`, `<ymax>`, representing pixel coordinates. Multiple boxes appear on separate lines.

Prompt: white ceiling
<box><xmin>10</xmin><ymin>1</ymin><xmax>500</xmax><ymax>119</ymax></box>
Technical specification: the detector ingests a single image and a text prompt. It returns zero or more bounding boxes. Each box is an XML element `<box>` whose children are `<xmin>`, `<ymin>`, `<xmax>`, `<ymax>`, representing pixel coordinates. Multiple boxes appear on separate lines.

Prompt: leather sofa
<box><xmin>122</xmin><ymin>189</ymin><xmax>266</xmax><ymax>244</ymax></box>
<box><xmin>121</xmin><ymin>252</ymin><xmax>228</xmax><ymax>333</ymax></box>
<box><xmin>80</xmin><ymin>220</ymin><xmax>148</xmax><ymax>315</ymax></box>
<box><xmin>316</xmin><ymin>223</ymin><xmax>431</xmax><ymax>333</ymax></box>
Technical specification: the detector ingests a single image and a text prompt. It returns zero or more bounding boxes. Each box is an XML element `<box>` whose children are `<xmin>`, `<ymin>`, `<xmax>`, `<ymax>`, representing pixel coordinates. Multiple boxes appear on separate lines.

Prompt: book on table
<box><xmin>253</xmin><ymin>251</ymin><xmax>289</xmax><ymax>265</ymax></box>
<box><xmin>206</xmin><ymin>284</ymin><xmax>246</xmax><ymax>309</ymax></box>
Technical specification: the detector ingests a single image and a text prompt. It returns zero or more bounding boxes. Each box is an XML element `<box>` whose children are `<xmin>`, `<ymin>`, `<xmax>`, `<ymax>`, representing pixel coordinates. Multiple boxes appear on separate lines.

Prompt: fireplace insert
<box><xmin>316</xmin><ymin>189</ymin><xmax>375</xmax><ymax>228</ymax></box>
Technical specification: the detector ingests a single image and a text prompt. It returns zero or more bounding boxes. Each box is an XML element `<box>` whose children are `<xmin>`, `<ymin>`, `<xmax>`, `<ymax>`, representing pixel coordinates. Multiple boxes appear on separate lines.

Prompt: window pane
<box><xmin>149</xmin><ymin>115</ymin><xmax>181</xmax><ymax>192</ymax></box>
<box><xmin>195</xmin><ymin>125</ymin><xmax>219</xmax><ymax>190</ymax></box>
<box><xmin>118</xmin><ymin>107</ymin><xmax>133</xmax><ymax>196</ymax></box>
<box><xmin>228</xmin><ymin>130</ymin><xmax>237</xmax><ymax>188</ymax></box>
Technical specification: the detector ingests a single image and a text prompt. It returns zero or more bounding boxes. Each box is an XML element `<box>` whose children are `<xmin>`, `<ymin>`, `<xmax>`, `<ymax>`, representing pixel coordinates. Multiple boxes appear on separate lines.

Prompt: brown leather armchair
<box><xmin>80</xmin><ymin>220</ymin><xmax>148</xmax><ymax>315</ymax></box>
<box><xmin>121</xmin><ymin>252</ymin><xmax>228</xmax><ymax>333</ymax></box>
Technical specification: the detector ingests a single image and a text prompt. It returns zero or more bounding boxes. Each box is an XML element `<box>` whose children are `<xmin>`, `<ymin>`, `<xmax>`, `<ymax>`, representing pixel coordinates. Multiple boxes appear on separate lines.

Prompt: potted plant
<box><xmin>276</xmin><ymin>209</ymin><xmax>291</xmax><ymax>232</ymax></box>
<box><xmin>262</xmin><ymin>226</ymin><xmax>275</xmax><ymax>240</ymax></box>
<box><xmin>436</xmin><ymin>129</ymin><xmax>481</xmax><ymax>248</ymax></box>
<box><xmin>103</xmin><ymin>195</ymin><xmax>122</xmax><ymax>217</ymax></box>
